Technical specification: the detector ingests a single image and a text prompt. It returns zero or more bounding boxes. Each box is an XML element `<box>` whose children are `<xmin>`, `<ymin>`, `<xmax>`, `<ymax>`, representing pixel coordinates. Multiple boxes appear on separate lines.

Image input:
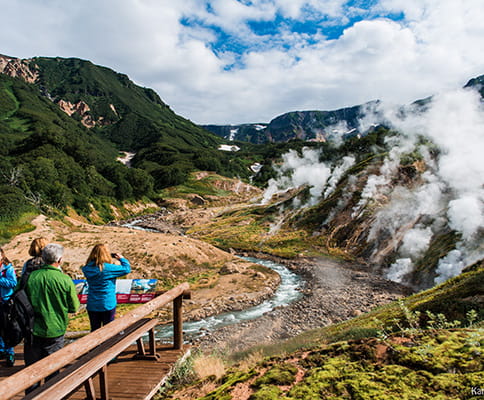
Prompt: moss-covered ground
<box><xmin>192</xmin><ymin>329</ymin><xmax>483</xmax><ymax>400</ymax></box>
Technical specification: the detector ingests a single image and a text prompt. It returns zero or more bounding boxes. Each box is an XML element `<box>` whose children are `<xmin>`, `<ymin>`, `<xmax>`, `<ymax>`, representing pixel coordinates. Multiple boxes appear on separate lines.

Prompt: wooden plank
<box><xmin>67</xmin><ymin>344</ymin><xmax>189</xmax><ymax>400</ymax></box>
<box><xmin>0</xmin><ymin>344</ymin><xmax>189</xmax><ymax>400</ymax></box>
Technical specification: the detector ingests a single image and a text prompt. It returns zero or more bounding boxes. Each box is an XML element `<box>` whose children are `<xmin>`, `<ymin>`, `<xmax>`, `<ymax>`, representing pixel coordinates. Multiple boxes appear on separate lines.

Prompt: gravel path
<box><xmin>193</xmin><ymin>256</ymin><xmax>412</xmax><ymax>353</ymax></box>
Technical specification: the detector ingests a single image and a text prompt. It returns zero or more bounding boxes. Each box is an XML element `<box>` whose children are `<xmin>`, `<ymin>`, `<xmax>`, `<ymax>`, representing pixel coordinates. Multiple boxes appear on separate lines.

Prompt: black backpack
<box><xmin>0</xmin><ymin>261</ymin><xmax>36</xmax><ymax>347</ymax></box>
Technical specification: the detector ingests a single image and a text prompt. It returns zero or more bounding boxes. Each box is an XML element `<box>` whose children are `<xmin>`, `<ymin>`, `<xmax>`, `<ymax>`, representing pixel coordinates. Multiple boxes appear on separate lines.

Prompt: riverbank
<box><xmin>192</xmin><ymin>254</ymin><xmax>412</xmax><ymax>353</ymax></box>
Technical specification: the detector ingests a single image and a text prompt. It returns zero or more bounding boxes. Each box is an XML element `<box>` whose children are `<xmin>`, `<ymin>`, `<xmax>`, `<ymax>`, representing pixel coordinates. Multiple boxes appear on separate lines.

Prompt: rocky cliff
<box><xmin>0</xmin><ymin>54</ymin><xmax>38</xmax><ymax>83</ymax></box>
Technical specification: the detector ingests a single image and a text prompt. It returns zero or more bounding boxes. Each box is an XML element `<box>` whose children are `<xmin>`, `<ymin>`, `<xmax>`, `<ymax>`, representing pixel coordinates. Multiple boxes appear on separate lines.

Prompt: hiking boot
<box><xmin>5</xmin><ymin>354</ymin><xmax>15</xmax><ymax>367</ymax></box>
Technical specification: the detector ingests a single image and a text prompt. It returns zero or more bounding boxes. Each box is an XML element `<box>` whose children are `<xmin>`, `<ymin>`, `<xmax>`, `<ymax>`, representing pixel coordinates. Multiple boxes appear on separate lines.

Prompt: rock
<box><xmin>220</xmin><ymin>262</ymin><xmax>247</xmax><ymax>275</ymax></box>
<box><xmin>189</xmin><ymin>194</ymin><xmax>206</xmax><ymax>205</ymax></box>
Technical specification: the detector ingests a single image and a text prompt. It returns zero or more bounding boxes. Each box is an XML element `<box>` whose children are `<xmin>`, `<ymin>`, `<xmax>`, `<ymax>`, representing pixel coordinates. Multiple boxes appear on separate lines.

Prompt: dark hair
<box><xmin>0</xmin><ymin>248</ymin><xmax>10</xmax><ymax>265</ymax></box>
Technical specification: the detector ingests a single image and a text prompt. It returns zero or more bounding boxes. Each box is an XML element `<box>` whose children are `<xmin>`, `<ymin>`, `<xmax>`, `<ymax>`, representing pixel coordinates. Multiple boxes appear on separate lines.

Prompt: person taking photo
<box><xmin>82</xmin><ymin>244</ymin><xmax>131</xmax><ymax>331</ymax></box>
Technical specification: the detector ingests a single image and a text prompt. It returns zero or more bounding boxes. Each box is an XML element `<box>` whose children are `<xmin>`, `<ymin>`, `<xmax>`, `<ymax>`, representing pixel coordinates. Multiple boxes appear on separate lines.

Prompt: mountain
<box><xmin>205</xmin><ymin>74</ymin><xmax>484</xmax><ymax>145</ymax></box>
<box><xmin>202</xmin><ymin>123</ymin><xmax>268</xmax><ymax>144</ymax></box>
<box><xmin>0</xmin><ymin>54</ymin><xmax>220</xmax><ymax>151</ymax></box>
<box><xmin>0</xmin><ymin>54</ymin><xmax>254</xmax><ymax>225</ymax></box>
<box><xmin>203</xmin><ymin>101</ymin><xmax>382</xmax><ymax>144</ymax></box>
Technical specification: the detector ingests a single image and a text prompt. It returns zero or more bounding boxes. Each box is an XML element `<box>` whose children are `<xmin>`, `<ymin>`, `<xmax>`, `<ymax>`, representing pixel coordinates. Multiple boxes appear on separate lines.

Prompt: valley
<box><xmin>193</xmin><ymin>254</ymin><xmax>410</xmax><ymax>354</ymax></box>
<box><xmin>0</xmin><ymin>53</ymin><xmax>482</xmax><ymax>400</ymax></box>
<box><xmin>2</xmin><ymin>212</ymin><xmax>281</xmax><ymax>332</ymax></box>
<box><xmin>1</xmin><ymin>184</ymin><xmax>410</xmax><ymax>346</ymax></box>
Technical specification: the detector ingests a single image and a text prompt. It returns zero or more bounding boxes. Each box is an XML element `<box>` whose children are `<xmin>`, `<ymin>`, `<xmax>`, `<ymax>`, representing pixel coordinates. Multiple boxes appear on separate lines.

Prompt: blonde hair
<box><xmin>29</xmin><ymin>237</ymin><xmax>48</xmax><ymax>257</ymax></box>
<box><xmin>86</xmin><ymin>244</ymin><xmax>112</xmax><ymax>271</ymax></box>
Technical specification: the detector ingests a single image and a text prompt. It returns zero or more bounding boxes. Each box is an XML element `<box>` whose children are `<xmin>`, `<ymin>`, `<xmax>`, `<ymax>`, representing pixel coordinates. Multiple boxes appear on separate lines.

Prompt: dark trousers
<box><xmin>24</xmin><ymin>335</ymin><xmax>65</xmax><ymax>393</ymax></box>
<box><xmin>88</xmin><ymin>308</ymin><xmax>116</xmax><ymax>331</ymax></box>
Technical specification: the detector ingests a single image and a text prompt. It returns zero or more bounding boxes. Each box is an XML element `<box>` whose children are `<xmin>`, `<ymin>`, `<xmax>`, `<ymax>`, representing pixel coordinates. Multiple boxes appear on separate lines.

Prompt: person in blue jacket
<box><xmin>0</xmin><ymin>248</ymin><xmax>17</xmax><ymax>367</ymax></box>
<box><xmin>82</xmin><ymin>244</ymin><xmax>131</xmax><ymax>331</ymax></box>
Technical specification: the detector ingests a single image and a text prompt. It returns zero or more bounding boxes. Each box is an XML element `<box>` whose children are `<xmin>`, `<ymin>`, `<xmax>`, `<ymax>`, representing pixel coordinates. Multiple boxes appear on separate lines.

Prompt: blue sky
<box><xmin>1</xmin><ymin>0</ymin><xmax>484</xmax><ymax>124</ymax></box>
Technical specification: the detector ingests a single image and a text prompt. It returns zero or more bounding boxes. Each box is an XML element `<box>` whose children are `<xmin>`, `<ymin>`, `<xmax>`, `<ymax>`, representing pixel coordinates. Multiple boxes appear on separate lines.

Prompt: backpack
<box><xmin>0</xmin><ymin>265</ymin><xmax>35</xmax><ymax>347</ymax></box>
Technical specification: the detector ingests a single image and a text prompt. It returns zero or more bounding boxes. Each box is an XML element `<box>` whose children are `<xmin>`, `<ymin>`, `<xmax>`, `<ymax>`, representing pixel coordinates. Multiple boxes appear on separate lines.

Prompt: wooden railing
<box><xmin>0</xmin><ymin>282</ymin><xmax>191</xmax><ymax>400</ymax></box>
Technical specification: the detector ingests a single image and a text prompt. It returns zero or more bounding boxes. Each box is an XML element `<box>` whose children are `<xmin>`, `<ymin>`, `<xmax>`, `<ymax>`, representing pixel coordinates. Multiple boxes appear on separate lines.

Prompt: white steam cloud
<box><xmin>261</xmin><ymin>148</ymin><xmax>355</xmax><ymax>206</ymax></box>
<box><xmin>262</xmin><ymin>85</ymin><xmax>483</xmax><ymax>287</ymax></box>
<box><xmin>369</xmin><ymin>88</ymin><xmax>484</xmax><ymax>284</ymax></box>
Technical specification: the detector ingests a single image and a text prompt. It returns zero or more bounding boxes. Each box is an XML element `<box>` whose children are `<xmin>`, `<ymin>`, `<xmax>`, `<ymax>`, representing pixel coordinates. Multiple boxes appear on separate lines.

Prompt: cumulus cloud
<box><xmin>1</xmin><ymin>1</ymin><xmax>483</xmax><ymax>124</ymax></box>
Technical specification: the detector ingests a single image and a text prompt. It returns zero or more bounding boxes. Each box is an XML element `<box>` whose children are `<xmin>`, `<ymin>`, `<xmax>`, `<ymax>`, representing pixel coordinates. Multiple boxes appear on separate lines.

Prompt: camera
<box><xmin>111</xmin><ymin>253</ymin><xmax>117</xmax><ymax>258</ymax></box>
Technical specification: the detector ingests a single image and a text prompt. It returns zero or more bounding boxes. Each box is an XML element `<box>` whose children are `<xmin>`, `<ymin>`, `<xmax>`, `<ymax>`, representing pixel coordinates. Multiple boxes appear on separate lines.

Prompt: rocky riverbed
<box><xmin>192</xmin><ymin>254</ymin><xmax>412</xmax><ymax>353</ymax></box>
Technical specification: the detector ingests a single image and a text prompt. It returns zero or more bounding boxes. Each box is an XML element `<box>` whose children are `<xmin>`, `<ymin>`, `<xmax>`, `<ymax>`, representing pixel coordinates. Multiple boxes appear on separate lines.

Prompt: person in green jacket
<box><xmin>24</xmin><ymin>243</ymin><xmax>80</xmax><ymax>372</ymax></box>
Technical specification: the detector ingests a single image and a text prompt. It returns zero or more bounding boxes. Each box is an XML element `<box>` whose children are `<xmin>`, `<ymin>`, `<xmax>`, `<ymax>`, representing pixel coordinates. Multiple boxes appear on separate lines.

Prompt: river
<box><xmin>121</xmin><ymin>222</ymin><xmax>304</xmax><ymax>342</ymax></box>
<box><xmin>155</xmin><ymin>256</ymin><xmax>303</xmax><ymax>342</ymax></box>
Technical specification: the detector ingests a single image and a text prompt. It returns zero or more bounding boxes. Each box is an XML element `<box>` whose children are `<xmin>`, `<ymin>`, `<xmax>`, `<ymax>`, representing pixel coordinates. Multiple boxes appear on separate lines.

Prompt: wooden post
<box><xmin>173</xmin><ymin>295</ymin><xmax>183</xmax><ymax>349</ymax></box>
<box><xmin>99</xmin><ymin>366</ymin><xmax>109</xmax><ymax>400</ymax></box>
<box><xmin>149</xmin><ymin>327</ymin><xmax>156</xmax><ymax>355</ymax></box>
<box><xmin>136</xmin><ymin>338</ymin><xmax>146</xmax><ymax>356</ymax></box>
<box><xmin>84</xmin><ymin>378</ymin><xmax>96</xmax><ymax>400</ymax></box>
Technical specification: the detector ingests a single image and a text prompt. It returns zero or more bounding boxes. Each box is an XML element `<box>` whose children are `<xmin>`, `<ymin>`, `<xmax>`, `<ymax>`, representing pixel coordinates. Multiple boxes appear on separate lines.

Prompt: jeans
<box><xmin>0</xmin><ymin>336</ymin><xmax>14</xmax><ymax>356</ymax></box>
<box><xmin>24</xmin><ymin>335</ymin><xmax>65</xmax><ymax>394</ymax></box>
<box><xmin>88</xmin><ymin>308</ymin><xmax>116</xmax><ymax>331</ymax></box>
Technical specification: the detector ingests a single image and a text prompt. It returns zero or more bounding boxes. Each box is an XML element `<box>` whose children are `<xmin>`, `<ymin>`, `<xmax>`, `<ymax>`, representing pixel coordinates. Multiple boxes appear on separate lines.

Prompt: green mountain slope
<box><xmin>32</xmin><ymin>56</ymin><xmax>220</xmax><ymax>151</ymax></box>
<box><xmin>0</xmin><ymin>72</ymin><xmax>154</xmax><ymax>226</ymax></box>
<box><xmin>0</xmin><ymin>55</ymin><xmax>254</xmax><ymax>228</ymax></box>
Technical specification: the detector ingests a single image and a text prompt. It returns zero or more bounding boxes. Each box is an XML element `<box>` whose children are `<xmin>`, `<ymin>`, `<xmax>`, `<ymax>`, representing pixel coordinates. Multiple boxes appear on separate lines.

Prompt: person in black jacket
<box><xmin>20</xmin><ymin>237</ymin><xmax>47</xmax><ymax>287</ymax></box>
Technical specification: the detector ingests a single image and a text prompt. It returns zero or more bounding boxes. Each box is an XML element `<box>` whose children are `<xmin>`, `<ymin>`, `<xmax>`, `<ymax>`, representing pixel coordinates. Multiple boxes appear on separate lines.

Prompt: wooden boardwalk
<box><xmin>0</xmin><ymin>343</ymin><xmax>190</xmax><ymax>400</ymax></box>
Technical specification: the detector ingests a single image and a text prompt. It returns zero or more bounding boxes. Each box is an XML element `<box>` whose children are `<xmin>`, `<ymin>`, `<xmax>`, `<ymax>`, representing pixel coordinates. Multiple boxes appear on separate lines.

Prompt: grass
<box><xmin>187</xmin><ymin>205</ymin><xmax>332</xmax><ymax>258</ymax></box>
<box><xmin>161</xmin><ymin>174</ymin><xmax>234</xmax><ymax>200</ymax></box>
<box><xmin>157</xmin><ymin>267</ymin><xmax>484</xmax><ymax>399</ymax></box>
<box><xmin>188</xmin><ymin>328</ymin><xmax>484</xmax><ymax>400</ymax></box>
<box><xmin>0</xmin><ymin>212</ymin><xmax>37</xmax><ymax>245</ymax></box>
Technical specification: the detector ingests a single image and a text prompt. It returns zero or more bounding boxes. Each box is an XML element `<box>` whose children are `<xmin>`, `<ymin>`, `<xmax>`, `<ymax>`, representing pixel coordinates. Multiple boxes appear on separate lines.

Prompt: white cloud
<box><xmin>0</xmin><ymin>0</ymin><xmax>484</xmax><ymax>124</ymax></box>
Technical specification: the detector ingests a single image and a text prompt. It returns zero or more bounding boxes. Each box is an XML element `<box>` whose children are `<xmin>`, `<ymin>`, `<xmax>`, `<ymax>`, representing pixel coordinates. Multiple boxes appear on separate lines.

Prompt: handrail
<box><xmin>0</xmin><ymin>282</ymin><xmax>190</xmax><ymax>399</ymax></box>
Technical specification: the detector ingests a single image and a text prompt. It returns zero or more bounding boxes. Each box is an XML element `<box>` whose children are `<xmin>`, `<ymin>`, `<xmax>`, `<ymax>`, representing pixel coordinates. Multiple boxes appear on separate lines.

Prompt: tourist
<box><xmin>19</xmin><ymin>237</ymin><xmax>48</xmax><ymax>287</ymax></box>
<box><xmin>0</xmin><ymin>248</ymin><xmax>17</xmax><ymax>367</ymax></box>
<box><xmin>24</xmin><ymin>243</ymin><xmax>80</xmax><ymax>367</ymax></box>
<box><xmin>82</xmin><ymin>244</ymin><xmax>131</xmax><ymax>331</ymax></box>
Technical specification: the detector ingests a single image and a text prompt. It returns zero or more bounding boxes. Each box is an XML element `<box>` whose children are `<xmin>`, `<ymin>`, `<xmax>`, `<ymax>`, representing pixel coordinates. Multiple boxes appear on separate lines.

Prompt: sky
<box><xmin>2</xmin><ymin>0</ymin><xmax>484</xmax><ymax>125</ymax></box>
